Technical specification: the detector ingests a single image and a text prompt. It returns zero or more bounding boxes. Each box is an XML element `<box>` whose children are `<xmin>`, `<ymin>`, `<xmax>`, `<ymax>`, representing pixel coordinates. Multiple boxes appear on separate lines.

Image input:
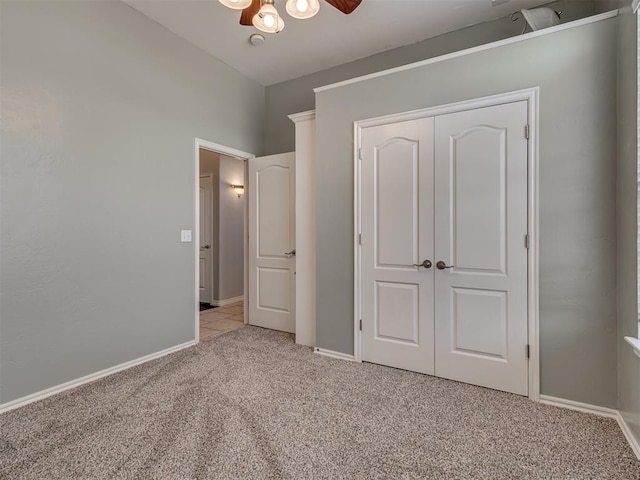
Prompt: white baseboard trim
<box><xmin>211</xmin><ymin>295</ymin><xmax>244</xmax><ymax>307</ymax></box>
<box><xmin>0</xmin><ymin>340</ymin><xmax>196</xmax><ymax>414</ymax></box>
<box><xmin>539</xmin><ymin>395</ymin><xmax>619</xmax><ymax>418</ymax></box>
<box><xmin>540</xmin><ymin>395</ymin><xmax>640</xmax><ymax>460</ymax></box>
<box><xmin>617</xmin><ymin>412</ymin><xmax>640</xmax><ymax>460</ymax></box>
<box><xmin>314</xmin><ymin>347</ymin><xmax>356</xmax><ymax>362</ymax></box>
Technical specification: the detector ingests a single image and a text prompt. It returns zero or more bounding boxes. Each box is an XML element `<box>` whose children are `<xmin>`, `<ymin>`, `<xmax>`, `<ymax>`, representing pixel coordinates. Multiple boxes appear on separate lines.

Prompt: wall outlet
<box><xmin>181</xmin><ymin>230</ymin><xmax>192</xmax><ymax>242</ymax></box>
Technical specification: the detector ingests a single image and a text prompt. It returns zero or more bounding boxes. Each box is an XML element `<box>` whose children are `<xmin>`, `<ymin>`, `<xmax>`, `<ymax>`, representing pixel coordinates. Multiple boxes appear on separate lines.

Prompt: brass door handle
<box><xmin>285</xmin><ymin>249</ymin><xmax>296</xmax><ymax>258</ymax></box>
<box><xmin>413</xmin><ymin>259</ymin><xmax>432</xmax><ymax>269</ymax></box>
<box><xmin>436</xmin><ymin>261</ymin><xmax>454</xmax><ymax>270</ymax></box>
<box><xmin>201</xmin><ymin>244</ymin><xmax>211</xmax><ymax>250</ymax></box>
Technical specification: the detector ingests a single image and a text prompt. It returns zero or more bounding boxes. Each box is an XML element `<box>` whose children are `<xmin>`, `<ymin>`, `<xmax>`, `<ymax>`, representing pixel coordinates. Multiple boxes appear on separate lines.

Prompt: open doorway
<box><xmin>195</xmin><ymin>139</ymin><xmax>253</xmax><ymax>343</ymax></box>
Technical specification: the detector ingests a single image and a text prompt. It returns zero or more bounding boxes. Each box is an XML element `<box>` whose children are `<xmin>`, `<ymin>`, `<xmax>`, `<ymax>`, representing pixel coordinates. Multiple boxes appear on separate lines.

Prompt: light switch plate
<box><xmin>181</xmin><ymin>230</ymin><xmax>192</xmax><ymax>242</ymax></box>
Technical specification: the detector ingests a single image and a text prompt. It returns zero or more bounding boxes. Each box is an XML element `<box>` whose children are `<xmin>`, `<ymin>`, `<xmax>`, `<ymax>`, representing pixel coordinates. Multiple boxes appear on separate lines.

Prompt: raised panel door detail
<box><xmin>451</xmin><ymin>127</ymin><xmax>506</xmax><ymax>274</ymax></box>
<box><xmin>249</xmin><ymin>152</ymin><xmax>295</xmax><ymax>334</ymax></box>
<box><xmin>257</xmin><ymin>166</ymin><xmax>290</xmax><ymax>258</ymax></box>
<box><xmin>360</xmin><ymin>117</ymin><xmax>435</xmax><ymax>376</ymax></box>
<box><xmin>435</xmin><ymin>100</ymin><xmax>529</xmax><ymax>396</ymax></box>
<box><xmin>451</xmin><ymin>287</ymin><xmax>507</xmax><ymax>359</ymax></box>
<box><xmin>375</xmin><ymin>139</ymin><xmax>419</xmax><ymax>268</ymax></box>
<box><xmin>257</xmin><ymin>267</ymin><xmax>290</xmax><ymax>313</ymax></box>
<box><xmin>375</xmin><ymin>281</ymin><xmax>419</xmax><ymax>345</ymax></box>
<box><xmin>199</xmin><ymin>177</ymin><xmax>212</xmax><ymax>304</ymax></box>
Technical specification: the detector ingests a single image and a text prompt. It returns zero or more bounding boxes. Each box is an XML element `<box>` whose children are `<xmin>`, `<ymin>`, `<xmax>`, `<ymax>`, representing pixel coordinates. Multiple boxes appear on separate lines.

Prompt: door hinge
<box><xmin>525</xmin><ymin>234</ymin><xmax>530</xmax><ymax>249</ymax></box>
<box><xmin>359</xmin><ymin>319</ymin><xmax>363</xmax><ymax>331</ymax></box>
<box><xmin>358</xmin><ymin>148</ymin><xmax>363</xmax><ymax>160</ymax></box>
<box><xmin>358</xmin><ymin>233</ymin><xmax>362</xmax><ymax>245</ymax></box>
<box><xmin>526</xmin><ymin>344</ymin><xmax>530</xmax><ymax>358</ymax></box>
<box><xmin>524</xmin><ymin>125</ymin><xmax>530</xmax><ymax>140</ymax></box>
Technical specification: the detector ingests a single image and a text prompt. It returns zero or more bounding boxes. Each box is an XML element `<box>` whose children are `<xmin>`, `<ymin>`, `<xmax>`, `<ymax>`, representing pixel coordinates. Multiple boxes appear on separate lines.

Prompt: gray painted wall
<box><xmin>316</xmin><ymin>19</ymin><xmax>618</xmax><ymax>407</ymax></box>
<box><xmin>264</xmin><ymin>1</ymin><xmax>613</xmax><ymax>155</ymax></box>
<box><xmin>0</xmin><ymin>1</ymin><xmax>263</xmax><ymax>404</ymax></box>
<box><xmin>616</xmin><ymin>5</ymin><xmax>640</xmax><ymax>441</ymax></box>
<box><xmin>218</xmin><ymin>155</ymin><xmax>245</xmax><ymax>300</ymax></box>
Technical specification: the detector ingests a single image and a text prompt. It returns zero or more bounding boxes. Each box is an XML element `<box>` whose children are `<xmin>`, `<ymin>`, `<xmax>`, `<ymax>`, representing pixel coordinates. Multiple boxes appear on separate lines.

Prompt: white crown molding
<box><xmin>314</xmin><ymin>10</ymin><xmax>619</xmax><ymax>94</ymax></box>
<box><xmin>288</xmin><ymin>110</ymin><xmax>316</xmax><ymax>123</ymax></box>
<box><xmin>625</xmin><ymin>336</ymin><xmax>640</xmax><ymax>358</ymax></box>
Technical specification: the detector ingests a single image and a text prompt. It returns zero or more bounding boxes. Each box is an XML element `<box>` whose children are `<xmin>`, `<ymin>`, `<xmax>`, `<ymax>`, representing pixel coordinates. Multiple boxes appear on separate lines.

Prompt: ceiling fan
<box><xmin>220</xmin><ymin>0</ymin><xmax>363</xmax><ymax>34</ymax></box>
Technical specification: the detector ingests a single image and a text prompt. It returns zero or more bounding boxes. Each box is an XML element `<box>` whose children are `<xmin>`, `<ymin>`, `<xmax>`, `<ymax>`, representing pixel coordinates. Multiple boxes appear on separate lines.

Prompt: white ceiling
<box><xmin>124</xmin><ymin>0</ymin><xmax>551</xmax><ymax>86</ymax></box>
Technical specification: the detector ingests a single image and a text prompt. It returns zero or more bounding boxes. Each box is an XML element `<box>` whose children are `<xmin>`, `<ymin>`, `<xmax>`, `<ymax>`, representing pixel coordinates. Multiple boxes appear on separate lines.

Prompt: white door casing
<box><xmin>248</xmin><ymin>153</ymin><xmax>296</xmax><ymax>333</ymax></box>
<box><xmin>355</xmin><ymin>91</ymin><xmax>536</xmax><ymax>397</ymax></box>
<box><xmin>434</xmin><ymin>101</ymin><xmax>529</xmax><ymax>396</ymax></box>
<box><xmin>199</xmin><ymin>175</ymin><xmax>213</xmax><ymax>304</ymax></box>
<box><xmin>360</xmin><ymin>117</ymin><xmax>435</xmax><ymax>374</ymax></box>
<box><xmin>289</xmin><ymin>111</ymin><xmax>317</xmax><ymax>347</ymax></box>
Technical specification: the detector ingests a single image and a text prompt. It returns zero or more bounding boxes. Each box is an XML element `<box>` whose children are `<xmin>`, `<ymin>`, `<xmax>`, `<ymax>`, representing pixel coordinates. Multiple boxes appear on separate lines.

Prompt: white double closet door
<box><xmin>360</xmin><ymin>101</ymin><xmax>529</xmax><ymax>396</ymax></box>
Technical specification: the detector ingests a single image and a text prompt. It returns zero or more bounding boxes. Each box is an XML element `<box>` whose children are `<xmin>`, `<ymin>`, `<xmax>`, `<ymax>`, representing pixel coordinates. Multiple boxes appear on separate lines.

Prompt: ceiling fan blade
<box><xmin>240</xmin><ymin>0</ymin><xmax>261</xmax><ymax>26</ymax></box>
<box><xmin>325</xmin><ymin>0</ymin><xmax>362</xmax><ymax>15</ymax></box>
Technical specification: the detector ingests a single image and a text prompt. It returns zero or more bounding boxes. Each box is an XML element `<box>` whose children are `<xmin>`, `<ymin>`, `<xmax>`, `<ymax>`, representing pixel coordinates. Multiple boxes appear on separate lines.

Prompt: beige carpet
<box><xmin>1</xmin><ymin>326</ymin><xmax>639</xmax><ymax>479</ymax></box>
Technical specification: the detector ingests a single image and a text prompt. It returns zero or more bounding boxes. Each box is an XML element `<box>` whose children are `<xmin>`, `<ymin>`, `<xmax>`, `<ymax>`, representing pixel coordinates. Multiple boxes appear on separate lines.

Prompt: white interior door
<box><xmin>434</xmin><ymin>101</ymin><xmax>529</xmax><ymax>395</ymax></box>
<box><xmin>248</xmin><ymin>153</ymin><xmax>296</xmax><ymax>333</ymax></box>
<box><xmin>199</xmin><ymin>175</ymin><xmax>212</xmax><ymax>304</ymax></box>
<box><xmin>360</xmin><ymin>118</ymin><xmax>435</xmax><ymax>374</ymax></box>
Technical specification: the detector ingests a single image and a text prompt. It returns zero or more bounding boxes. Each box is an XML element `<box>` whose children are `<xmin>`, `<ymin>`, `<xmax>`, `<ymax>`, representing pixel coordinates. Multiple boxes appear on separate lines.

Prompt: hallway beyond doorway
<box><xmin>199</xmin><ymin>301</ymin><xmax>244</xmax><ymax>340</ymax></box>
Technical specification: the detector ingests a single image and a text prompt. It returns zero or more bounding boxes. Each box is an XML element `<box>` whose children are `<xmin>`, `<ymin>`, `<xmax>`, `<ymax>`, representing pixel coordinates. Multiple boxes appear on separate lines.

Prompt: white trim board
<box><xmin>353</xmin><ymin>88</ymin><xmax>540</xmax><ymax>401</ymax></box>
<box><xmin>540</xmin><ymin>395</ymin><xmax>640</xmax><ymax>460</ymax></box>
<box><xmin>289</xmin><ymin>110</ymin><xmax>318</xmax><ymax>348</ymax></box>
<box><xmin>314</xmin><ymin>348</ymin><xmax>356</xmax><ymax>362</ymax></box>
<box><xmin>314</xmin><ymin>10</ymin><xmax>618</xmax><ymax>94</ymax></box>
<box><xmin>625</xmin><ymin>336</ymin><xmax>640</xmax><ymax>359</ymax></box>
<box><xmin>0</xmin><ymin>340</ymin><xmax>196</xmax><ymax>414</ymax></box>
<box><xmin>288</xmin><ymin>110</ymin><xmax>316</xmax><ymax>123</ymax></box>
<box><xmin>212</xmin><ymin>295</ymin><xmax>244</xmax><ymax>307</ymax></box>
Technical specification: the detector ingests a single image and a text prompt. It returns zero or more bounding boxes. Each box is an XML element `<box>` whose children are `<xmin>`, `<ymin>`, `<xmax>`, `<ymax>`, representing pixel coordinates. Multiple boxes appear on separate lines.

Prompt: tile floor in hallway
<box><xmin>199</xmin><ymin>301</ymin><xmax>244</xmax><ymax>340</ymax></box>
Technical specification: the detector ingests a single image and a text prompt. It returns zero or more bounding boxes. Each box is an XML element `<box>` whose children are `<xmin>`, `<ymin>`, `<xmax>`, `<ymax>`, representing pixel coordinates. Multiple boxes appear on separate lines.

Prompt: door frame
<box><xmin>353</xmin><ymin>88</ymin><xmax>540</xmax><ymax>400</ymax></box>
<box><xmin>194</xmin><ymin>138</ymin><xmax>255</xmax><ymax>343</ymax></box>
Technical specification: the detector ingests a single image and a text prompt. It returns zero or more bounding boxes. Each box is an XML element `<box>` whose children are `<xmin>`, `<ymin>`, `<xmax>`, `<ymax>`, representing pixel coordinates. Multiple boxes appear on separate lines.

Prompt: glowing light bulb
<box><xmin>286</xmin><ymin>0</ymin><xmax>318</xmax><ymax>19</ymax></box>
<box><xmin>264</xmin><ymin>13</ymin><xmax>275</xmax><ymax>27</ymax></box>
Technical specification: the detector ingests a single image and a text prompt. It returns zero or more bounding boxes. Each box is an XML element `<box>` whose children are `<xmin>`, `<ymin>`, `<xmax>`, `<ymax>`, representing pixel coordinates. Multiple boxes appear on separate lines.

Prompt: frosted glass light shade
<box><xmin>219</xmin><ymin>0</ymin><xmax>252</xmax><ymax>10</ymax></box>
<box><xmin>253</xmin><ymin>3</ymin><xmax>285</xmax><ymax>33</ymax></box>
<box><xmin>286</xmin><ymin>0</ymin><xmax>320</xmax><ymax>19</ymax></box>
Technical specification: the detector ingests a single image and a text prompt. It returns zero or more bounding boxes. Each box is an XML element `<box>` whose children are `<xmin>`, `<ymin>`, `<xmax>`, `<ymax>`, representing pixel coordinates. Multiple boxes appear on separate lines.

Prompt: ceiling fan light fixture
<box><xmin>219</xmin><ymin>0</ymin><xmax>253</xmax><ymax>10</ymax></box>
<box><xmin>286</xmin><ymin>0</ymin><xmax>320</xmax><ymax>19</ymax></box>
<box><xmin>253</xmin><ymin>1</ymin><xmax>285</xmax><ymax>33</ymax></box>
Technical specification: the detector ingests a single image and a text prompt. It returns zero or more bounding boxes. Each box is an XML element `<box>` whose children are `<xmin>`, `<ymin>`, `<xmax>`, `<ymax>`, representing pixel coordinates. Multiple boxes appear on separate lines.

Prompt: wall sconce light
<box><xmin>231</xmin><ymin>184</ymin><xmax>245</xmax><ymax>198</ymax></box>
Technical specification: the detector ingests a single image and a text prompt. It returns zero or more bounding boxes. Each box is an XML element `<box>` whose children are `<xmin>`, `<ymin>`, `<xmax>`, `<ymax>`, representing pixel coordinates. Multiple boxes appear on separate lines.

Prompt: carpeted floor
<box><xmin>1</xmin><ymin>327</ymin><xmax>639</xmax><ymax>479</ymax></box>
